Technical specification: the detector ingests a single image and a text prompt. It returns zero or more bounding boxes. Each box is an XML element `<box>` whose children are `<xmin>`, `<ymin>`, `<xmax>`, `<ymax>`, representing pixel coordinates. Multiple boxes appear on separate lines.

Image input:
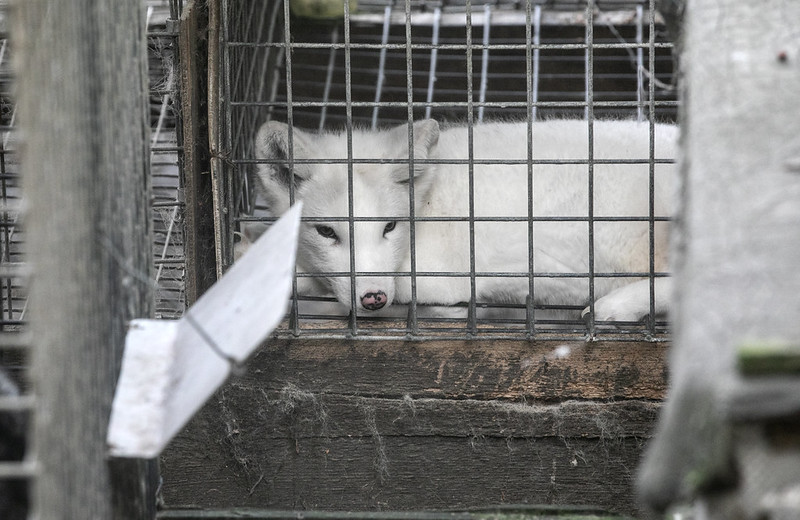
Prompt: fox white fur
<box><xmin>254</xmin><ymin>119</ymin><xmax>677</xmax><ymax>321</ymax></box>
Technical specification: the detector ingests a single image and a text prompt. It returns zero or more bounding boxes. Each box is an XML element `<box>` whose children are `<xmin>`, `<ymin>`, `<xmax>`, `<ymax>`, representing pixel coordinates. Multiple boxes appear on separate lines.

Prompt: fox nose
<box><xmin>361</xmin><ymin>291</ymin><xmax>387</xmax><ymax>311</ymax></box>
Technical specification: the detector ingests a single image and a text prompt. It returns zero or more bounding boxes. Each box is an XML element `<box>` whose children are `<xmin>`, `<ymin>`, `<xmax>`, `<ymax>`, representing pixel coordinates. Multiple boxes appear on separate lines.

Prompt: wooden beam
<box><xmin>15</xmin><ymin>0</ymin><xmax>156</xmax><ymax>517</ymax></box>
<box><xmin>246</xmin><ymin>339</ymin><xmax>668</xmax><ymax>401</ymax></box>
<box><xmin>161</xmin><ymin>340</ymin><xmax>667</xmax><ymax>516</ymax></box>
<box><xmin>639</xmin><ymin>0</ymin><xmax>800</xmax><ymax>513</ymax></box>
<box><xmin>180</xmin><ymin>0</ymin><xmax>217</xmax><ymax>305</ymax></box>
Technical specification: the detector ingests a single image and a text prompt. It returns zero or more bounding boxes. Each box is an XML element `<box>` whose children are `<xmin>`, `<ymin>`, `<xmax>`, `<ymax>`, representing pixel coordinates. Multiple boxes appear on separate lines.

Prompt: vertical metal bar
<box><xmin>344</xmin><ymin>0</ymin><xmax>357</xmax><ymax>335</ymax></box>
<box><xmin>0</xmin><ymin>141</ymin><xmax>10</xmax><ymax>325</ymax></box>
<box><xmin>208</xmin><ymin>0</ymin><xmax>230</xmax><ymax>278</ymax></box>
<box><xmin>241</xmin><ymin>0</ymin><xmax>283</xmax><ymax>217</ymax></box>
<box><xmin>267</xmin><ymin>47</ymin><xmax>285</xmax><ymax>123</ymax></box>
<box><xmin>404</xmin><ymin>0</ymin><xmax>418</xmax><ymax>335</ymax></box>
<box><xmin>424</xmin><ymin>7</ymin><xmax>441</xmax><ymax>120</ymax></box>
<box><xmin>0</xmin><ymin>24</ymin><xmax>11</xmax><ymax>326</ymax></box>
<box><xmin>0</xmin><ymin>40</ymin><xmax>16</xmax><ymax>323</ymax></box>
<box><xmin>170</xmin><ymin>0</ymin><xmax>181</xmax><ymax>19</ymax></box>
<box><xmin>465</xmin><ymin>0</ymin><xmax>477</xmax><ymax>334</ymax></box>
<box><xmin>152</xmin><ymin>24</ymin><xmax>178</xmax><ymax>287</ymax></box>
<box><xmin>185</xmin><ymin>0</ymin><xmax>218</xmax><ymax>306</ymax></box>
<box><xmin>249</xmin><ymin>0</ymin><xmax>283</xmax><ymax>135</ymax></box>
<box><xmin>256</xmin><ymin>0</ymin><xmax>282</xmax><ymax>114</ymax></box>
<box><xmin>477</xmin><ymin>4</ymin><xmax>491</xmax><ymax>123</ymax></box>
<box><xmin>235</xmin><ymin>1</ymin><xmax>269</xmax><ymax>151</ymax></box>
<box><xmin>530</xmin><ymin>4</ymin><xmax>541</xmax><ymax>122</ymax></box>
<box><xmin>636</xmin><ymin>4</ymin><xmax>645</xmax><ymax>122</ymax></box>
<box><xmin>282</xmin><ymin>1</ymin><xmax>295</xmax><ymax>206</ymax></box>
<box><xmin>371</xmin><ymin>6</ymin><xmax>392</xmax><ymax>129</ymax></box>
<box><xmin>228</xmin><ymin>0</ymin><xmax>254</xmax><ymax>113</ymax></box>
<box><xmin>228</xmin><ymin>0</ymin><xmax>258</xmax><ymax>182</ymax></box>
<box><xmin>584</xmin><ymin>13</ymin><xmax>590</xmax><ymax>121</ymax></box>
<box><xmin>525</xmin><ymin>0</ymin><xmax>536</xmax><ymax>336</ymax></box>
<box><xmin>319</xmin><ymin>26</ymin><xmax>339</xmax><ymax>132</ymax></box>
<box><xmin>585</xmin><ymin>0</ymin><xmax>596</xmax><ymax>336</ymax></box>
<box><xmin>281</xmin><ymin>0</ymin><xmax>300</xmax><ymax>335</ymax></box>
<box><xmin>647</xmin><ymin>0</ymin><xmax>657</xmax><ymax>334</ymax></box>
<box><xmin>222</xmin><ymin>2</ymin><xmax>237</xmax><ymax>272</ymax></box>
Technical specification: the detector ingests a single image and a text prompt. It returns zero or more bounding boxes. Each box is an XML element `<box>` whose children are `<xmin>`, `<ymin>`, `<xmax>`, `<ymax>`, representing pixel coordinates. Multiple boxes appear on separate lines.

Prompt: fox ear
<box><xmin>254</xmin><ymin>121</ymin><xmax>313</xmax><ymax>190</ymax></box>
<box><xmin>389</xmin><ymin>119</ymin><xmax>440</xmax><ymax>185</ymax></box>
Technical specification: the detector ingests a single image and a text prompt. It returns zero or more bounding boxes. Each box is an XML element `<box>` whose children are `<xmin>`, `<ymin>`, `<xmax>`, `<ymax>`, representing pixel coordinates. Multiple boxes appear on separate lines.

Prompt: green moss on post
<box><xmin>737</xmin><ymin>342</ymin><xmax>800</xmax><ymax>376</ymax></box>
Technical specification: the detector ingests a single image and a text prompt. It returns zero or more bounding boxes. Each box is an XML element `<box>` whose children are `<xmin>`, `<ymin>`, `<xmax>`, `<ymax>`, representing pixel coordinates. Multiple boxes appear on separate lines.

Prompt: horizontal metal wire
<box><xmin>0</xmin><ymin>461</ymin><xmax>37</xmax><ymax>480</ymax></box>
<box><xmin>293</xmin><ymin>270</ymin><xmax>669</xmax><ymax>278</ymax></box>
<box><xmin>238</xmin><ymin>215</ymin><xmax>670</xmax><ymax>223</ymax></box>
<box><xmin>153</xmin><ymin>258</ymin><xmax>186</xmax><ymax>265</ymax></box>
<box><xmin>0</xmin><ymin>201</ymin><xmax>22</xmax><ymax>214</ymax></box>
<box><xmin>233</xmin><ymin>100</ymin><xmax>679</xmax><ymax>109</ymax></box>
<box><xmin>350</xmin><ymin>7</ymin><xmax>663</xmax><ymax>27</ymax></box>
<box><xmin>0</xmin><ymin>332</ymin><xmax>32</xmax><ymax>349</ymax></box>
<box><xmin>227</xmin><ymin>41</ymin><xmax>673</xmax><ymax>51</ymax></box>
<box><xmin>0</xmin><ymin>263</ymin><xmax>31</xmax><ymax>278</ymax></box>
<box><xmin>151</xmin><ymin>146</ymin><xmax>184</xmax><ymax>153</ymax></box>
<box><xmin>240</xmin><ymin>157</ymin><xmax>675</xmax><ymax>166</ymax></box>
<box><xmin>151</xmin><ymin>200</ymin><xmax>185</xmax><ymax>208</ymax></box>
<box><xmin>0</xmin><ymin>395</ymin><xmax>34</xmax><ymax>412</ymax></box>
<box><xmin>272</xmin><ymin>330</ymin><xmax>669</xmax><ymax>342</ymax></box>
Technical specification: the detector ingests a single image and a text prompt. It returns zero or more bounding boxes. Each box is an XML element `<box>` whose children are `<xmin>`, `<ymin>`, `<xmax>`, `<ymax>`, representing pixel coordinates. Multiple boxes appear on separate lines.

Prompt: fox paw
<box><xmin>581</xmin><ymin>299</ymin><xmax>648</xmax><ymax>324</ymax></box>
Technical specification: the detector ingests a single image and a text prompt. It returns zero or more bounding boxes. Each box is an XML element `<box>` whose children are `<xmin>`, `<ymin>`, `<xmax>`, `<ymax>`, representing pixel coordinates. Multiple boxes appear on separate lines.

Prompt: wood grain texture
<box><xmin>638</xmin><ymin>0</ymin><xmax>800</xmax><ymax>513</ymax></box>
<box><xmin>180</xmin><ymin>0</ymin><xmax>217</xmax><ymax>305</ymax></box>
<box><xmin>157</xmin><ymin>506</ymin><xmax>632</xmax><ymax>520</ymax></box>
<box><xmin>244</xmin><ymin>339</ymin><xmax>668</xmax><ymax>401</ymax></box>
<box><xmin>15</xmin><ymin>0</ymin><xmax>155</xmax><ymax>517</ymax></box>
<box><xmin>162</xmin><ymin>340</ymin><xmax>667</xmax><ymax>516</ymax></box>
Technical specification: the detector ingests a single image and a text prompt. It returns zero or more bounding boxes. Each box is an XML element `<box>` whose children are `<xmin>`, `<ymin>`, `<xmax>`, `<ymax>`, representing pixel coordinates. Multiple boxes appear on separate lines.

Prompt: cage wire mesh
<box><xmin>215</xmin><ymin>0</ymin><xmax>677</xmax><ymax>341</ymax></box>
<box><xmin>0</xmin><ymin>4</ymin><xmax>32</xmax><ymax>518</ymax></box>
<box><xmin>149</xmin><ymin>0</ymin><xmax>188</xmax><ymax>320</ymax></box>
<box><xmin>0</xmin><ymin>1</ymin><xmax>186</xmax><ymax>517</ymax></box>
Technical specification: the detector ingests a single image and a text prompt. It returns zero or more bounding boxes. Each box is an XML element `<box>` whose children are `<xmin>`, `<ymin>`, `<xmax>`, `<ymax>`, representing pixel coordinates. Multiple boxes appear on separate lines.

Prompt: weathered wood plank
<box><xmin>639</xmin><ymin>0</ymin><xmax>800</xmax><ymax>514</ymax></box>
<box><xmin>244</xmin><ymin>339</ymin><xmax>668</xmax><ymax>400</ymax></box>
<box><xmin>162</xmin><ymin>391</ymin><xmax>658</xmax><ymax>515</ymax></box>
<box><xmin>157</xmin><ymin>506</ymin><xmax>632</xmax><ymax>519</ymax></box>
<box><xmin>180</xmin><ymin>0</ymin><xmax>217</xmax><ymax>304</ymax></box>
<box><xmin>15</xmin><ymin>0</ymin><xmax>156</xmax><ymax>518</ymax></box>
<box><xmin>216</xmin><ymin>387</ymin><xmax>660</xmax><ymax>440</ymax></box>
<box><xmin>161</xmin><ymin>339</ymin><xmax>666</xmax><ymax>516</ymax></box>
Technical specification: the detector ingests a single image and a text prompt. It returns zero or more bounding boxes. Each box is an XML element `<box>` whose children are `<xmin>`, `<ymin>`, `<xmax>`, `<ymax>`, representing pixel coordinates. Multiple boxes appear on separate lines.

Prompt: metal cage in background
<box><xmin>210</xmin><ymin>0</ymin><xmax>678</xmax><ymax>341</ymax></box>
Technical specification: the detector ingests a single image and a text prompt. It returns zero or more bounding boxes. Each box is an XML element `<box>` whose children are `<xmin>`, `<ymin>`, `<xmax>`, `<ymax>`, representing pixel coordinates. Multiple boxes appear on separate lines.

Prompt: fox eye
<box><xmin>315</xmin><ymin>225</ymin><xmax>338</xmax><ymax>240</ymax></box>
<box><xmin>383</xmin><ymin>221</ymin><xmax>397</xmax><ymax>236</ymax></box>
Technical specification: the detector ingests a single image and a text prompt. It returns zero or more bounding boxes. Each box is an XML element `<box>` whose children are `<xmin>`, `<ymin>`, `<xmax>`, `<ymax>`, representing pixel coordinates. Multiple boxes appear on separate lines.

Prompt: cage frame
<box><xmin>206</xmin><ymin>0</ymin><xmax>676</xmax><ymax>343</ymax></box>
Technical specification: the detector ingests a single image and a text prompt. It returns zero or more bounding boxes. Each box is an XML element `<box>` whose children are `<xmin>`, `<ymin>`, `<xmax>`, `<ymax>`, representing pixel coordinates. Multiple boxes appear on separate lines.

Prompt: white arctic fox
<box><xmin>254</xmin><ymin>119</ymin><xmax>677</xmax><ymax>322</ymax></box>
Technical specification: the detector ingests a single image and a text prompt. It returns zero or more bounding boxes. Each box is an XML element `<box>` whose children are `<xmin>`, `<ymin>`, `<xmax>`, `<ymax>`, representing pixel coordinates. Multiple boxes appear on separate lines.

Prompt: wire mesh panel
<box><xmin>214</xmin><ymin>0</ymin><xmax>677</xmax><ymax>341</ymax></box>
<box><xmin>149</xmin><ymin>1</ymin><xmax>188</xmax><ymax>319</ymax></box>
<box><xmin>0</xmin><ymin>7</ymin><xmax>32</xmax><ymax>517</ymax></box>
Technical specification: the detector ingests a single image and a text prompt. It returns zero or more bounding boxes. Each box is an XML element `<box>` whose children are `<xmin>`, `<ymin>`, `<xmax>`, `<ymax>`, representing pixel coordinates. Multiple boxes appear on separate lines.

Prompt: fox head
<box><xmin>254</xmin><ymin>119</ymin><xmax>440</xmax><ymax>313</ymax></box>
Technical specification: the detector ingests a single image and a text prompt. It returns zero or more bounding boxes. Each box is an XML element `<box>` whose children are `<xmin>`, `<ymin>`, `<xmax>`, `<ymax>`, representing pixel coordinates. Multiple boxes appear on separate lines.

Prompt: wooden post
<box><xmin>639</xmin><ymin>0</ymin><xmax>800</xmax><ymax>515</ymax></box>
<box><xmin>14</xmin><ymin>0</ymin><xmax>157</xmax><ymax>518</ymax></box>
<box><xmin>180</xmin><ymin>0</ymin><xmax>218</xmax><ymax>305</ymax></box>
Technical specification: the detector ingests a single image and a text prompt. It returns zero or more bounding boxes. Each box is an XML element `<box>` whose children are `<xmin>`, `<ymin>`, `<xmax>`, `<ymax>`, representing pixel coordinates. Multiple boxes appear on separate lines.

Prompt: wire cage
<box><xmin>212</xmin><ymin>0</ymin><xmax>678</xmax><ymax>342</ymax></box>
<box><xmin>0</xmin><ymin>6</ymin><xmax>32</xmax><ymax>517</ymax></box>
<box><xmin>150</xmin><ymin>2</ymin><xmax>189</xmax><ymax>320</ymax></box>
